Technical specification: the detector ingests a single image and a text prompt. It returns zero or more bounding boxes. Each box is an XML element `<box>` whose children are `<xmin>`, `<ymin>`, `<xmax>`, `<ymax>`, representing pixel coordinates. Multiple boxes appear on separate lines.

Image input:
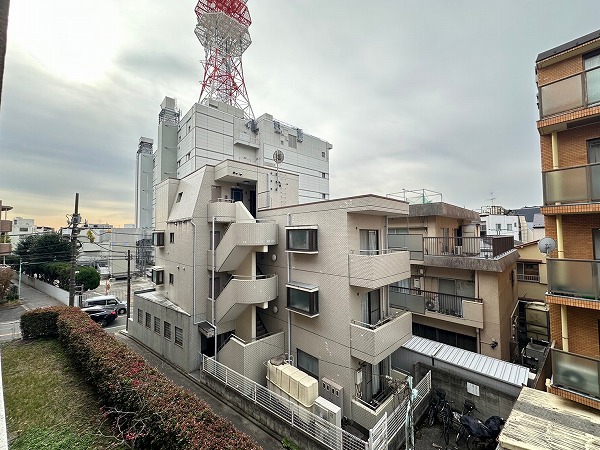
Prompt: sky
<box><xmin>1</xmin><ymin>1</ymin><xmax>599</xmax><ymax>230</ymax></box>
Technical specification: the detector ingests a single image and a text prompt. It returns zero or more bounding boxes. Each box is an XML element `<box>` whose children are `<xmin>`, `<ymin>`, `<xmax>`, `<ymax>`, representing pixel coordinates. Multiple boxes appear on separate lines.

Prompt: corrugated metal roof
<box><xmin>137</xmin><ymin>291</ymin><xmax>190</xmax><ymax>315</ymax></box>
<box><xmin>402</xmin><ymin>336</ymin><xmax>529</xmax><ymax>387</ymax></box>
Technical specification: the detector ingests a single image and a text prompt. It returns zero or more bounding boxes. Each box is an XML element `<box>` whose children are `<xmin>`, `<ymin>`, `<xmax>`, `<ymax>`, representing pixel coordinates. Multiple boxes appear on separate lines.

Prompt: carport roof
<box><xmin>402</xmin><ymin>336</ymin><xmax>530</xmax><ymax>387</ymax></box>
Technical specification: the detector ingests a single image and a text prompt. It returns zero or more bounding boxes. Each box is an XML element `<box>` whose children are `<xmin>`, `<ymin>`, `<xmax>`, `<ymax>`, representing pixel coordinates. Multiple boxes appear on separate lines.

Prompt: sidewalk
<box><xmin>2</xmin><ymin>284</ymin><xmax>283</xmax><ymax>450</ymax></box>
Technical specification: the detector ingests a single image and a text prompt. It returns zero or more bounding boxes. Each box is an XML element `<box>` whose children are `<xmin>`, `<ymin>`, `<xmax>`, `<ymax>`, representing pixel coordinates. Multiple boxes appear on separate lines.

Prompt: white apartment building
<box><xmin>479</xmin><ymin>206</ymin><xmax>521</xmax><ymax>242</ymax></box>
<box><xmin>9</xmin><ymin>217</ymin><xmax>54</xmax><ymax>248</ymax></box>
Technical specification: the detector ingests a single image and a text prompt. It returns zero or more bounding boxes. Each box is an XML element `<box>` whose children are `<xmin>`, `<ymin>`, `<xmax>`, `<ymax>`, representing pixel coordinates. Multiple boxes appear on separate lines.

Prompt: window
<box><xmin>359</xmin><ymin>229</ymin><xmax>379</xmax><ymax>255</ymax></box>
<box><xmin>137</xmin><ymin>309</ymin><xmax>143</xmax><ymax>324</ymax></box>
<box><xmin>321</xmin><ymin>151</ymin><xmax>325</xmax><ymax>158</ymax></box>
<box><xmin>517</xmin><ymin>262</ymin><xmax>540</xmax><ymax>282</ymax></box>
<box><xmin>145</xmin><ymin>312</ymin><xmax>151</xmax><ymax>328</ymax></box>
<box><xmin>584</xmin><ymin>50</ymin><xmax>600</xmax><ymax>105</ymax></box>
<box><xmin>297</xmin><ymin>349</ymin><xmax>319</xmax><ymax>380</ymax></box>
<box><xmin>287</xmin><ymin>285</ymin><xmax>319</xmax><ymax>317</ymax></box>
<box><xmin>322</xmin><ymin>193</ymin><xmax>326</xmax><ymax>199</ymax></box>
<box><xmin>169</xmin><ymin>273</ymin><xmax>174</xmax><ymax>285</ymax></box>
<box><xmin>288</xmin><ymin>134</ymin><xmax>297</xmax><ymax>149</ymax></box>
<box><xmin>507</xmin><ymin>224</ymin><xmax>512</xmax><ymax>232</ymax></box>
<box><xmin>495</xmin><ymin>223</ymin><xmax>502</xmax><ymax>232</ymax></box>
<box><xmin>175</xmin><ymin>326</ymin><xmax>183</xmax><ymax>347</ymax></box>
<box><xmin>154</xmin><ymin>317</ymin><xmax>160</xmax><ymax>334</ymax></box>
<box><xmin>176</xmin><ymin>192</ymin><xmax>183</xmax><ymax>203</ymax></box>
<box><xmin>19</xmin><ymin>227</ymin><xmax>28</xmax><ymax>232</ymax></box>
<box><xmin>152</xmin><ymin>269</ymin><xmax>164</xmax><ymax>285</ymax></box>
<box><xmin>286</xmin><ymin>227</ymin><xmax>318</xmax><ymax>253</ymax></box>
<box><xmin>322</xmin><ymin>172</ymin><xmax>326</xmax><ymax>178</ymax></box>
<box><xmin>588</xmin><ymin>138</ymin><xmax>600</xmax><ymax>164</ymax></box>
<box><xmin>164</xmin><ymin>321</ymin><xmax>172</xmax><ymax>340</ymax></box>
<box><xmin>152</xmin><ymin>231</ymin><xmax>165</xmax><ymax>246</ymax></box>
<box><xmin>170</xmin><ymin>232</ymin><xmax>175</xmax><ymax>243</ymax></box>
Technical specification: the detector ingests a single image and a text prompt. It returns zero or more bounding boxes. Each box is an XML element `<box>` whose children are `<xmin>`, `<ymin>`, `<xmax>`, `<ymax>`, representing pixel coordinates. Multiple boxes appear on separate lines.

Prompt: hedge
<box><xmin>21</xmin><ymin>307</ymin><xmax>263</xmax><ymax>450</ymax></box>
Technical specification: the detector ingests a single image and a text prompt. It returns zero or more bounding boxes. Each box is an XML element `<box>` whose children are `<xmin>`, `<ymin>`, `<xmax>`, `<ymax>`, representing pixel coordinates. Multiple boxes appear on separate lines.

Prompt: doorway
<box><xmin>231</xmin><ymin>188</ymin><xmax>243</xmax><ymax>203</ymax></box>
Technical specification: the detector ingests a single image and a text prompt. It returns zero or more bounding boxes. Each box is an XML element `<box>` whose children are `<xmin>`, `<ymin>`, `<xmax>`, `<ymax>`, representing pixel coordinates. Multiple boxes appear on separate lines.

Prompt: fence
<box><xmin>0</xmin><ymin>321</ymin><xmax>21</xmax><ymax>342</ymax></box>
<box><xmin>201</xmin><ymin>354</ymin><xmax>432</xmax><ymax>450</ymax></box>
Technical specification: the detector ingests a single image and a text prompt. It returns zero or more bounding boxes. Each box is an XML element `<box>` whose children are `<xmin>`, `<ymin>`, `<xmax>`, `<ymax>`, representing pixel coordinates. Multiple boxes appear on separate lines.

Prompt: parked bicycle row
<box><xmin>426</xmin><ymin>388</ymin><xmax>505</xmax><ymax>449</ymax></box>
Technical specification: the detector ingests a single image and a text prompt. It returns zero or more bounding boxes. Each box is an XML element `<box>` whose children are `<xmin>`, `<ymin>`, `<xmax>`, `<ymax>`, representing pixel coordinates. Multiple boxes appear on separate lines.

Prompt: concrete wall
<box><xmin>20</xmin><ymin>276</ymin><xmax>68</xmax><ymax>305</ymax></box>
<box><xmin>414</xmin><ymin>363</ymin><xmax>517</xmax><ymax>421</ymax></box>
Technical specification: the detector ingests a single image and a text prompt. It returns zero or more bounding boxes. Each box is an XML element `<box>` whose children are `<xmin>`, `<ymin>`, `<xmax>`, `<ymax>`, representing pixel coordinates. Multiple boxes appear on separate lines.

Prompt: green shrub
<box><xmin>46</xmin><ymin>308</ymin><xmax>263</xmax><ymax>450</ymax></box>
<box><xmin>20</xmin><ymin>306</ymin><xmax>72</xmax><ymax>339</ymax></box>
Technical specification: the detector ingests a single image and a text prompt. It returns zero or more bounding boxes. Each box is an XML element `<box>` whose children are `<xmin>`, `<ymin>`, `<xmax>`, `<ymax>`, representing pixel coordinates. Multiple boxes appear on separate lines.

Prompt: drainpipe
<box><xmin>551</xmin><ymin>132</ymin><xmax>559</xmax><ymax>170</ymax></box>
<box><xmin>212</xmin><ymin>216</ymin><xmax>217</xmax><ymax>361</ymax></box>
<box><xmin>191</xmin><ymin>219</ymin><xmax>196</xmax><ymax>324</ymax></box>
<box><xmin>476</xmin><ymin>328</ymin><xmax>481</xmax><ymax>354</ymax></box>
<box><xmin>287</xmin><ymin>213</ymin><xmax>292</xmax><ymax>363</ymax></box>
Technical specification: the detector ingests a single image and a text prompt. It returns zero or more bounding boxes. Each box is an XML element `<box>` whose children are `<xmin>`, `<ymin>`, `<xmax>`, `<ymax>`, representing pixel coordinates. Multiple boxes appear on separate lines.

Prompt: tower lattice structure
<box><xmin>195</xmin><ymin>0</ymin><xmax>254</xmax><ymax>119</ymax></box>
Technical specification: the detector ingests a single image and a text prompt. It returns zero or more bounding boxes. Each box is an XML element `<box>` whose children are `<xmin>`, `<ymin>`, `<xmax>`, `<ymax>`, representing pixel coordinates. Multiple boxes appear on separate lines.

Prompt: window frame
<box><xmin>145</xmin><ymin>312</ymin><xmax>151</xmax><ymax>329</ymax></box>
<box><xmin>154</xmin><ymin>316</ymin><xmax>161</xmax><ymax>334</ymax></box>
<box><xmin>169</xmin><ymin>232</ymin><xmax>175</xmax><ymax>243</ymax></box>
<box><xmin>297</xmin><ymin>348</ymin><xmax>319</xmax><ymax>380</ymax></box>
<box><xmin>164</xmin><ymin>321</ymin><xmax>172</xmax><ymax>340</ymax></box>
<box><xmin>287</xmin><ymin>284</ymin><xmax>319</xmax><ymax>317</ymax></box>
<box><xmin>152</xmin><ymin>269</ymin><xmax>164</xmax><ymax>285</ymax></box>
<box><xmin>174</xmin><ymin>326</ymin><xmax>183</xmax><ymax>347</ymax></box>
<box><xmin>169</xmin><ymin>273</ymin><xmax>174</xmax><ymax>285</ymax></box>
<box><xmin>286</xmin><ymin>226</ymin><xmax>318</xmax><ymax>253</ymax></box>
<box><xmin>137</xmin><ymin>309</ymin><xmax>143</xmax><ymax>324</ymax></box>
<box><xmin>152</xmin><ymin>231</ymin><xmax>165</xmax><ymax>247</ymax></box>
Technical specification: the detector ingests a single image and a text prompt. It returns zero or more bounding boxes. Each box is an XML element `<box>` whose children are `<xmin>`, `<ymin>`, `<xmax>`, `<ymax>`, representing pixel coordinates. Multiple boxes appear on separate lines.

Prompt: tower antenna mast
<box><xmin>194</xmin><ymin>0</ymin><xmax>254</xmax><ymax>119</ymax></box>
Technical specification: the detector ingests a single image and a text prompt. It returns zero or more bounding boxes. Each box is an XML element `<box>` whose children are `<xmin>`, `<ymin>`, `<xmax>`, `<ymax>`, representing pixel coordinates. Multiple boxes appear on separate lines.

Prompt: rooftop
<box><xmin>536</xmin><ymin>28</ymin><xmax>600</xmax><ymax>63</ymax></box>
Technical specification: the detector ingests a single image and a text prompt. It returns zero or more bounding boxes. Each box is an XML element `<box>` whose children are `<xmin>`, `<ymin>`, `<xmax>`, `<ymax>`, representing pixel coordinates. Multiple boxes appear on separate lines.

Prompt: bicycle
<box><xmin>455</xmin><ymin>400</ymin><xmax>479</xmax><ymax>445</ymax></box>
<box><xmin>427</xmin><ymin>388</ymin><xmax>447</xmax><ymax>427</ymax></box>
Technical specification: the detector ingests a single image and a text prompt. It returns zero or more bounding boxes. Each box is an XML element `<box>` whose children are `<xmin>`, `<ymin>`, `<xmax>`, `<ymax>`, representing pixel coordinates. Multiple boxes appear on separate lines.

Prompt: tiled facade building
<box><xmin>535</xmin><ymin>28</ymin><xmax>600</xmax><ymax>409</ymax></box>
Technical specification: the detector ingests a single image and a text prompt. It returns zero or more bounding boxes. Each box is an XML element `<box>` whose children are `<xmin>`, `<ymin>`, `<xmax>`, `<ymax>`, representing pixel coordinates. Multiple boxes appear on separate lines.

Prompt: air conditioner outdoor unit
<box><xmin>454</xmin><ymin>246</ymin><xmax>462</xmax><ymax>255</ymax></box>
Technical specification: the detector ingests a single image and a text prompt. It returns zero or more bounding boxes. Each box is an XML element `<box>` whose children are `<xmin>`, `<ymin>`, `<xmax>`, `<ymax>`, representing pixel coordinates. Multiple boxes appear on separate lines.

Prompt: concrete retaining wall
<box><xmin>20</xmin><ymin>276</ymin><xmax>68</xmax><ymax>305</ymax></box>
<box><xmin>414</xmin><ymin>362</ymin><xmax>517</xmax><ymax>420</ymax></box>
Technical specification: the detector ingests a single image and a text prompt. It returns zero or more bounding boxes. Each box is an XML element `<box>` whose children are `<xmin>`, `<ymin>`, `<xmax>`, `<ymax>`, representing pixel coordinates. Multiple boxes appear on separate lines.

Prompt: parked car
<box><xmin>81</xmin><ymin>306</ymin><xmax>118</xmax><ymax>328</ymax></box>
<box><xmin>83</xmin><ymin>295</ymin><xmax>127</xmax><ymax>315</ymax></box>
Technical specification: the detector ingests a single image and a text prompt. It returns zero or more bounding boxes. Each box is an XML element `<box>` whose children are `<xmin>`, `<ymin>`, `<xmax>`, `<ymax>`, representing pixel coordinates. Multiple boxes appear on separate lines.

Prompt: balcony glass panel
<box><xmin>586</xmin><ymin>66</ymin><xmax>600</xmax><ymax>105</ymax></box>
<box><xmin>388</xmin><ymin>234</ymin><xmax>424</xmax><ymax>260</ymax></box>
<box><xmin>540</xmin><ymin>74</ymin><xmax>584</xmax><ymax>117</ymax></box>
<box><xmin>552</xmin><ymin>348</ymin><xmax>600</xmax><ymax>398</ymax></box>
<box><xmin>543</xmin><ymin>164</ymin><xmax>600</xmax><ymax>204</ymax></box>
<box><xmin>547</xmin><ymin>258</ymin><xmax>600</xmax><ymax>301</ymax></box>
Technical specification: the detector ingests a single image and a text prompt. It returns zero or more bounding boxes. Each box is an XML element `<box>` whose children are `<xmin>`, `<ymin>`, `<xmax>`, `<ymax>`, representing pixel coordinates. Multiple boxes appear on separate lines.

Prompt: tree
<box><xmin>14</xmin><ymin>232</ymin><xmax>71</xmax><ymax>276</ymax></box>
<box><xmin>76</xmin><ymin>266</ymin><xmax>100</xmax><ymax>291</ymax></box>
<box><xmin>0</xmin><ymin>265</ymin><xmax>15</xmax><ymax>300</ymax></box>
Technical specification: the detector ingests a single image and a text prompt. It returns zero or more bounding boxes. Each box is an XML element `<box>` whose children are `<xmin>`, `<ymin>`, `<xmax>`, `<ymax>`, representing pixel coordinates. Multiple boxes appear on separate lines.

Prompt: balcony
<box><xmin>543</xmin><ymin>163</ymin><xmax>600</xmax><ymax>205</ymax></box>
<box><xmin>389</xmin><ymin>286</ymin><xmax>484</xmax><ymax>328</ymax></box>
<box><xmin>215</xmin><ymin>274</ymin><xmax>278</xmax><ymax>323</ymax></box>
<box><xmin>538</xmin><ymin>66</ymin><xmax>600</xmax><ymax>119</ymax></box>
<box><xmin>214</xmin><ymin>159</ymin><xmax>259</xmax><ymax>183</ymax></box>
<box><xmin>551</xmin><ymin>348</ymin><xmax>600</xmax><ymax>402</ymax></box>
<box><xmin>546</xmin><ymin>258</ymin><xmax>600</xmax><ymax>302</ymax></box>
<box><xmin>348</xmin><ymin>249</ymin><xmax>410</xmax><ymax>289</ymax></box>
<box><xmin>424</xmin><ymin>236</ymin><xmax>514</xmax><ymax>258</ymax></box>
<box><xmin>351</xmin><ymin>388</ymin><xmax>398</xmax><ymax>431</ymax></box>
<box><xmin>387</xmin><ymin>233</ymin><xmax>424</xmax><ymax>261</ymax></box>
<box><xmin>0</xmin><ymin>242</ymin><xmax>11</xmax><ymax>255</ymax></box>
<box><xmin>207</xmin><ymin>200</ymin><xmax>236</xmax><ymax>223</ymax></box>
<box><xmin>0</xmin><ymin>219</ymin><xmax>11</xmax><ymax>233</ymax></box>
<box><xmin>349</xmin><ymin>310</ymin><xmax>412</xmax><ymax>365</ymax></box>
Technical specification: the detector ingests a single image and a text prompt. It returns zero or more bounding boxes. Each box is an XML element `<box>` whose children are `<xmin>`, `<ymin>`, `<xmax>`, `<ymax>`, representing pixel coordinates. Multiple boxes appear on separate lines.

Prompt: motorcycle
<box><xmin>457</xmin><ymin>414</ymin><xmax>504</xmax><ymax>449</ymax></box>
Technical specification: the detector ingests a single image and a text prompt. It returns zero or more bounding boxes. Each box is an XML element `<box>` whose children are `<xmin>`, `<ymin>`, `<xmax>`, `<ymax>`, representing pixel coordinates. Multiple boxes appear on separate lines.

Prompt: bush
<box><xmin>20</xmin><ymin>306</ymin><xmax>71</xmax><ymax>339</ymax></box>
<box><xmin>21</xmin><ymin>307</ymin><xmax>262</xmax><ymax>449</ymax></box>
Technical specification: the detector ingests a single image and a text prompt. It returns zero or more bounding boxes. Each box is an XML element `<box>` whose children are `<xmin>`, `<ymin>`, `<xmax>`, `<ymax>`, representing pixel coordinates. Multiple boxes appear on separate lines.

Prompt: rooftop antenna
<box><xmin>194</xmin><ymin>0</ymin><xmax>254</xmax><ymax>119</ymax></box>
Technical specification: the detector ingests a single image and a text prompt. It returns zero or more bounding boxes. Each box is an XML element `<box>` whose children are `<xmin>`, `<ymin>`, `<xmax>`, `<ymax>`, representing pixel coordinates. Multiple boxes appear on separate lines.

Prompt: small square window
<box><xmin>164</xmin><ymin>321</ymin><xmax>172</xmax><ymax>340</ymax></box>
<box><xmin>322</xmin><ymin>172</ymin><xmax>326</xmax><ymax>178</ymax></box>
<box><xmin>176</xmin><ymin>192</ymin><xmax>183</xmax><ymax>203</ymax></box>
<box><xmin>154</xmin><ymin>316</ymin><xmax>161</xmax><ymax>334</ymax></box>
<box><xmin>170</xmin><ymin>232</ymin><xmax>175</xmax><ymax>243</ymax></box>
<box><xmin>175</xmin><ymin>326</ymin><xmax>183</xmax><ymax>347</ymax></box>
<box><xmin>286</xmin><ymin>228</ymin><xmax>318</xmax><ymax>253</ymax></box>
<box><xmin>507</xmin><ymin>224</ymin><xmax>512</xmax><ymax>232</ymax></box>
<box><xmin>321</xmin><ymin>151</ymin><xmax>325</xmax><ymax>158</ymax></box>
<box><xmin>288</xmin><ymin>134</ymin><xmax>297</xmax><ymax>149</ymax></box>
<box><xmin>152</xmin><ymin>269</ymin><xmax>164</xmax><ymax>285</ymax></box>
<box><xmin>153</xmin><ymin>231</ymin><xmax>165</xmax><ymax>246</ymax></box>
<box><xmin>145</xmin><ymin>312</ymin><xmax>151</xmax><ymax>328</ymax></box>
<box><xmin>322</xmin><ymin>193</ymin><xmax>326</xmax><ymax>199</ymax></box>
<box><xmin>287</xmin><ymin>286</ymin><xmax>319</xmax><ymax>317</ymax></box>
<box><xmin>137</xmin><ymin>309</ymin><xmax>143</xmax><ymax>324</ymax></box>
<box><xmin>169</xmin><ymin>273</ymin><xmax>174</xmax><ymax>285</ymax></box>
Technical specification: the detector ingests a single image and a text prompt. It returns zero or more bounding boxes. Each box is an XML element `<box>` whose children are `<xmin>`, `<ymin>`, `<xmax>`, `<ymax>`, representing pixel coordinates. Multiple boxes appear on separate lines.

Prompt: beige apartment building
<box><xmin>387</xmin><ymin>202</ymin><xmax>519</xmax><ymax>362</ymax></box>
<box><xmin>535</xmin><ymin>28</ymin><xmax>600</xmax><ymax>409</ymax></box>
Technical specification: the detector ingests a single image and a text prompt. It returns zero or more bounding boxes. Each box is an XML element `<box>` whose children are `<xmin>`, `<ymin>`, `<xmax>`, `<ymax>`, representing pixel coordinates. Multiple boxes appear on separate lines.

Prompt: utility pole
<box><xmin>126</xmin><ymin>249</ymin><xmax>131</xmax><ymax>331</ymax></box>
<box><xmin>68</xmin><ymin>193</ymin><xmax>81</xmax><ymax>307</ymax></box>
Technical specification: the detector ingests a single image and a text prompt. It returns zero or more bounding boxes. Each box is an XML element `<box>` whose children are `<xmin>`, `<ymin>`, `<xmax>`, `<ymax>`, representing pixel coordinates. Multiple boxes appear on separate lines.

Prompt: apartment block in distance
<box><xmin>386</xmin><ymin>202</ymin><xmax>519</xmax><ymax>362</ymax></box>
<box><xmin>535</xmin><ymin>28</ymin><xmax>600</xmax><ymax>409</ymax></box>
<box><xmin>0</xmin><ymin>200</ymin><xmax>12</xmax><ymax>257</ymax></box>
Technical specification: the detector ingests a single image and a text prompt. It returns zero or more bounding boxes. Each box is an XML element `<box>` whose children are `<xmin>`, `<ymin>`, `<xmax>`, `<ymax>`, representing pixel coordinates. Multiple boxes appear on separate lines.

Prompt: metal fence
<box><xmin>0</xmin><ymin>321</ymin><xmax>21</xmax><ymax>342</ymax></box>
<box><xmin>201</xmin><ymin>354</ymin><xmax>433</xmax><ymax>450</ymax></box>
<box><xmin>201</xmin><ymin>354</ymin><xmax>368</xmax><ymax>450</ymax></box>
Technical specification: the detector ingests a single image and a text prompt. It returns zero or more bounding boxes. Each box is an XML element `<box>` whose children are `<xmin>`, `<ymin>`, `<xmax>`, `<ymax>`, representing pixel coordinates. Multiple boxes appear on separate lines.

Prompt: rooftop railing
<box><xmin>423</xmin><ymin>236</ymin><xmax>514</xmax><ymax>258</ymax></box>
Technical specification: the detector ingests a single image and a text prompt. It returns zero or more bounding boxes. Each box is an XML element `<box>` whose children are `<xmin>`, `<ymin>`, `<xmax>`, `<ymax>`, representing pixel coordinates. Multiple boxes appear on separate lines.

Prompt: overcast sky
<box><xmin>1</xmin><ymin>1</ymin><xmax>599</xmax><ymax>230</ymax></box>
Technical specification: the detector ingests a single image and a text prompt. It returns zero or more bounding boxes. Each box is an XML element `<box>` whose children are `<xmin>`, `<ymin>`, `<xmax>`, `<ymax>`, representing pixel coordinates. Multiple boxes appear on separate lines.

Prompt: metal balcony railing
<box><xmin>517</xmin><ymin>274</ymin><xmax>540</xmax><ymax>283</ymax></box>
<box><xmin>538</xmin><ymin>66</ymin><xmax>600</xmax><ymax>118</ymax></box>
<box><xmin>547</xmin><ymin>258</ymin><xmax>600</xmax><ymax>301</ymax></box>
<box><xmin>423</xmin><ymin>236</ymin><xmax>514</xmax><ymax>258</ymax></box>
<box><xmin>543</xmin><ymin>162</ymin><xmax>600</xmax><ymax>205</ymax></box>
<box><xmin>389</xmin><ymin>286</ymin><xmax>482</xmax><ymax>318</ymax></box>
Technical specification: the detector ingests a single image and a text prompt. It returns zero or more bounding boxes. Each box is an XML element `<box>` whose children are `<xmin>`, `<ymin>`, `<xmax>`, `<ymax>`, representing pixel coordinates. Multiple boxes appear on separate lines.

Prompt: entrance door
<box><xmin>231</xmin><ymin>188</ymin><xmax>243</xmax><ymax>203</ymax></box>
<box><xmin>249</xmin><ymin>190</ymin><xmax>256</xmax><ymax>217</ymax></box>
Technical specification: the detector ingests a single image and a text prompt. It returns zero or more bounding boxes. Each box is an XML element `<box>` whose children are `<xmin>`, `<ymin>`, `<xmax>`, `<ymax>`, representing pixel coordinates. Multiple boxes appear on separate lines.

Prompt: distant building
<box><xmin>0</xmin><ymin>200</ymin><xmax>12</xmax><ymax>257</ymax></box>
<box><xmin>535</xmin><ymin>28</ymin><xmax>600</xmax><ymax>410</ymax></box>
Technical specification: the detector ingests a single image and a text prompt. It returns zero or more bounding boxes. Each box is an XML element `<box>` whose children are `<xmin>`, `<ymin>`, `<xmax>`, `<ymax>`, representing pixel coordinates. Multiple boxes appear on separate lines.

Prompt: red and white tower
<box><xmin>194</xmin><ymin>0</ymin><xmax>254</xmax><ymax>119</ymax></box>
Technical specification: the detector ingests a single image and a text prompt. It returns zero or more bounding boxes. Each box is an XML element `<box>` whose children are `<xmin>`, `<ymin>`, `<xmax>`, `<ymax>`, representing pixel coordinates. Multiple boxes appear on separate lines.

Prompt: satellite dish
<box><xmin>273</xmin><ymin>150</ymin><xmax>284</xmax><ymax>164</ymax></box>
<box><xmin>538</xmin><ymin>237</ymin><xmax>556</xmax><ymax>255</ymax></box>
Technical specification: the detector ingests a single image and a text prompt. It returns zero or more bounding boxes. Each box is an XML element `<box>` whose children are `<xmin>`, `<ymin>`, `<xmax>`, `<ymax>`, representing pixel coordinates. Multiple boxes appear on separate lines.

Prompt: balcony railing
<box><xmin>538</xmin><ymin>66</ymin><xmax>600</xmax><ymax>118</ymax></box>
<box><xmin>348</xmin><ymin>248</ymin><xmax>410</xmax><ymax>289</ymax></box>
<box><xmin>517</xmin><ymin>274</ymin><xmax>540</xmax><ymax>283</ymax></box>
<box><xmin>389</xmin><ymin>286</ymin><xmax>482</xmax><ymax>319</ymax></box>
<box><xmin>547</xmin><ymin>258</ymin><xmax>600</xmax><ymax>301</ymax></box>
<box><xmin>387</xmin><ymin>233</ymin><xmax>424</xmax><ymax>260</ymax></box>
<box><xmin>349</xmin><ymin>310</ymin><xmax>412</xmax><ymax>365</ymax></box>
<box><xmin>551</xmin><ymin>348</ymin><xmax>600</xmax><ymax>399</ymax></box>
<box><xmin>543</xmin><ymin>162</ymin><xmax>600</xmax><ymax>205</ymax></box>
<box><xmin>423</xmin><ymin>236</ymin><xmax>514</xmax><ymax>258</ymax></box>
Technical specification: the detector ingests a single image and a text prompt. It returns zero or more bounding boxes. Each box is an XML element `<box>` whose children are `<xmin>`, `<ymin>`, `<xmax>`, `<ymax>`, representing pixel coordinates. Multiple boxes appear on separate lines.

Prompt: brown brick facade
<box><xmin>540</xmin><ymin>123</ymin><xmax>600</xmax><ymax>171</ymax></box>
<box><xmin>537</xmin><ymin>55</ymin><xmax>583</xmax><ymax>86</ymax></box>
<box><xmin>540</xmin><ymin>213</ymin><xmax>600</xmax><ymax>260</ymax></box>
<box><xmin>548</xmin><ymin>303</ymin><xmax>600</xmax><ymax>358</ymax></box>
<box><xmin>547</xmin><ymin>385</ymin><xmax>600</xmax><ymax>410</ymax></box>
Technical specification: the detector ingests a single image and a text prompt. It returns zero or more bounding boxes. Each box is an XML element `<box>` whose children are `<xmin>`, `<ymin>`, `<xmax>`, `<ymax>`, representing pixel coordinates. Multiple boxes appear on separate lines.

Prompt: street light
<box><xmin>18</xmin><ymin>259</ymin><xmax>30</xmax><ymax>300</ymax></box>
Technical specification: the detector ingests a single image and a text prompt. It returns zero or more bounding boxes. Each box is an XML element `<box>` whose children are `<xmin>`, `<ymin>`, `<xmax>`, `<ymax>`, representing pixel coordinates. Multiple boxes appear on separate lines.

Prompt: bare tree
<box><xmin>0</xmin><ymin>265</ymin><xmax>15</xmax><ymax>300</ymax></box>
